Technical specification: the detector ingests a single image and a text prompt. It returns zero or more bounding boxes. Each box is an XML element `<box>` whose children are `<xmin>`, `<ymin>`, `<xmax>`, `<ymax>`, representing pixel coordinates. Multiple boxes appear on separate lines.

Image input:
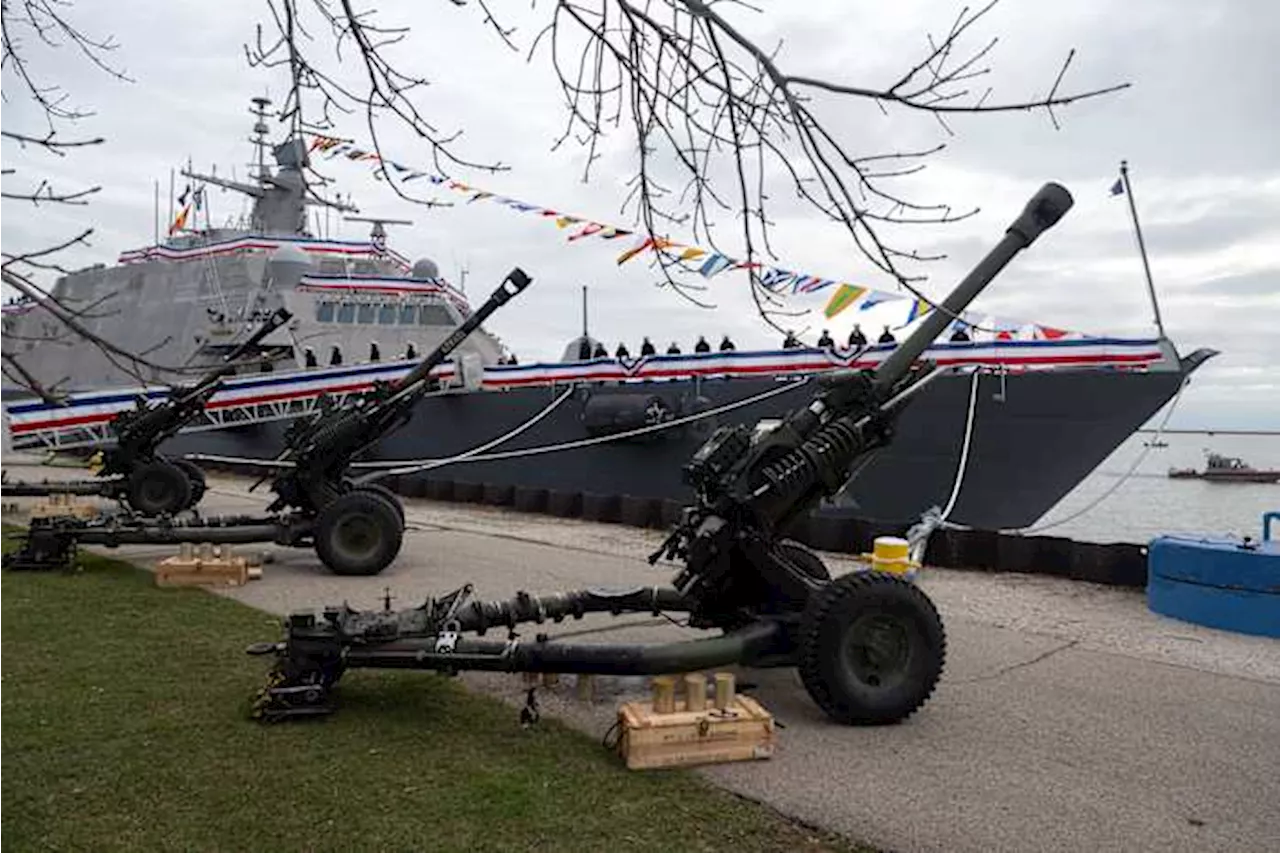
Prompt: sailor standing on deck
<box><xmin>615</xmin><ymin>342</ymin><xmax>630</xmax><ymax>359</ymax></box>
<box><xmin>592</xmin><ymin>341</ymin><xmax>608</xmax><ymax>359</ymax></box>
<box><xmin>719</xmin><ymin>334</ymin><xmax>736</xmax><ymax>351</ymax></box>
<box><xmin>878</xmin><ymin>326</ymin><xmax>897</xmax><ymax>345</ymax></box>
<box><xmin>405</xmin><ymin>342</ymin><xmax>418</xmax><ymax>359</ymax></box>
<box><xmin>304</xmin><ymin>347</ymin><xmax>318</xmax><ymax>368</ymax></box>
<box><xmin>666</xmin><ymin>341</ymin><xmax>682</xmax><ymax>355</ymax></box>
<box><xmin>782</xmin><ymin>330</ymin><xmax>802</xmax><ymax>349</ymax></box>
<box><xmin>640</xmin><ymin>337</ymin><xmax>656</xmax><ymax>356</ymax></box>
<box><xmin>817</xmin><ymin>329</ymin><xmax>835</xmax><ymax>349</ymax></box>
<box><xmin>369</xmin><ymin>341</ymin><xmax>381</xmax><ymax>362</ymax></box>
<box><xmin>329</xmin><ymin>345</ymin><xmax>343</xmax><ymax>366</ymax></box>
<box><xmin>694</xmin><ymin>335</ymin><xmax>711</xmax><ymax>353</ymax></box>
<box><xmin>847</xmin><ymin>324</ymin><xmax>867</xmax><ymax>349</ymax></box>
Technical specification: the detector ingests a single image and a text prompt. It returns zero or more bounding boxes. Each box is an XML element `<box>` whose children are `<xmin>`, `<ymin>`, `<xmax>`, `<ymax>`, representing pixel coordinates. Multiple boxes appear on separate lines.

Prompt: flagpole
<box><xmin>1119</xmin><ymin>160</ymin><xmax>1167</xmax><ymax>339</ymax></box>
<box><xmin>167</xmin><ymin>168</ymin><xmax>175</xmax><ymax>239</ymax></box>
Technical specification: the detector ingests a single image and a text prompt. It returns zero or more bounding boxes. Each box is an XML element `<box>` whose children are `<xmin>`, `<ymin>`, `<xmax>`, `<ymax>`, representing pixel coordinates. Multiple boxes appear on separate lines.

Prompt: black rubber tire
<box><xmin>353</xmin><ymin>483</ymin><xmax>405</xmax><ymax>526</ymax></box>
<box><xmin>798</xmin><ymin>571</ymin><xmax>945</xmax><ymax>725</ymax></box>
<box><xmin>171</xmin><ymin>458</ymin><xmax>208</xmax><ymax>509</ymax></box>
<box><xmin>126</xmin><ymin>459</ymin><xmax>193</xmax><ymax>516</ymax></box>
<box><xmin>776</xmin><ymin>540</ymin><xmax>831</xmax><ymax>581</ymax></box>
<box><xmin>314</xmin><ymin>491</ymin><xmax>404</xmax><ymax>576</ymax></box>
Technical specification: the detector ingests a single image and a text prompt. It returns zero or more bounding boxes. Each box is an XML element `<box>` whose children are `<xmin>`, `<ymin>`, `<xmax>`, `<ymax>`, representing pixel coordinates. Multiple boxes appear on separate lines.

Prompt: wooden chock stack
<box><xmin>615</xmin><ymin>670</ymin><xmax>775</xmax><ymax>770</ymax></box>
<box><xmin>154</xmin><ymin>542</ymin><xmax>264</xmax><ymax>588</ymax></box>
<box><xmin>29</xmin><ymin>493</ymin><xmax>98</xmax><ymax>520</ymax></box>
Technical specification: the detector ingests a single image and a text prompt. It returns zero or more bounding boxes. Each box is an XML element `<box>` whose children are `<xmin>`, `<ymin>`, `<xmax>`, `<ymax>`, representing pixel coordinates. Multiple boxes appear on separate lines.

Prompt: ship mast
<box><xmin>251</xmin><ymin>96</ymin><xmax>272</xmax><ymax>185</ymax></box>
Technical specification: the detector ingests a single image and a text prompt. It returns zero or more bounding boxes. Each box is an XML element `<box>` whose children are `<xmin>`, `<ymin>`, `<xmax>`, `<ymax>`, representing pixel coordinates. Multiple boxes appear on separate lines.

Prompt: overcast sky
<box><xmin>2</xmin><ymin>0</ymin><xmax>1276</xmax><ymax>429</ymax></box>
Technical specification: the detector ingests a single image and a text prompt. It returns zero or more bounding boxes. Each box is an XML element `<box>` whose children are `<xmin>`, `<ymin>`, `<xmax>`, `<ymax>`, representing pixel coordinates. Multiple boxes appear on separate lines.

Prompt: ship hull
<box><xmin>156</xmin><ymin>363</ymin><xmax>1195</xmax><ymax>531</ymax></box>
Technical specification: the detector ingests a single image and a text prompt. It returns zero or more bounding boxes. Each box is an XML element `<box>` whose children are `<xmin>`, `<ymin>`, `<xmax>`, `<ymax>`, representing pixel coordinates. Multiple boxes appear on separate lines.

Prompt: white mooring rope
<box><xmin>907</xmin><ymin>369</ymin><xmax>1191</xmax><ymax>561</ymax></box>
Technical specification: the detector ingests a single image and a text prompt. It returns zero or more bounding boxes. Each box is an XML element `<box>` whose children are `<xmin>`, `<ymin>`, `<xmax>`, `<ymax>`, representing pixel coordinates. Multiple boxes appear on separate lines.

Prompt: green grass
<box><xmin>1</xmin><ymin>530</ymin><xmax>868</xmax><ymax>853</ymax></box>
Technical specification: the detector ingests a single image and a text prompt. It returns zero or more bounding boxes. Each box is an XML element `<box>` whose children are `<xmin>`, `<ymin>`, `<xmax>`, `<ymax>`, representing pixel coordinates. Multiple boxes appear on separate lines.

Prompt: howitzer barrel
<box><xmin>392</xmin><ymin>268</ymin><xmax>533</xmax><ymax>399</ymax></box>
<box><xmin>224</xmin><ymin>307</ymin><xmax>293</xmax><ymax>364</ymax></box>
<box><xmin>176</xmin><ymin>308</ymin><xmax>295</xmax><ymax>404</ymax></box>
<box><xmin>873</xmin><ymin>182</ymin><xmax>1074</xmax><ymax>392</ymax></box>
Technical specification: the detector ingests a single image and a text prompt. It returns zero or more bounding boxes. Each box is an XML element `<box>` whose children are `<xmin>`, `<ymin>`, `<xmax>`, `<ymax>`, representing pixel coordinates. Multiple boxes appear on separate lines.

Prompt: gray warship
<box><xmin>2</xmin><ymin>99</ymin><xmax>1216</xmax><ymax>531</ymax></box>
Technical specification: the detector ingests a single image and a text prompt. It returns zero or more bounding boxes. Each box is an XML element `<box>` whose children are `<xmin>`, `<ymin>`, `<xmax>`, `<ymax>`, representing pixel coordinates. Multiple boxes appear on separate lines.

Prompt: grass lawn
<box><xmin>1</xmin><ymin>531</ymin><xmax>868</xmax><ymax>852</ymax></box>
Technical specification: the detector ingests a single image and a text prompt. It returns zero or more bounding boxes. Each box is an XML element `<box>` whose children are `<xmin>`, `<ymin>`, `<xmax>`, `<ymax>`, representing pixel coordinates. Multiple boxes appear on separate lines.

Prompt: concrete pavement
<box><xmin>3</xmin><ymin>463</ymin><xmax>1278</xmax><ymax>852</ymax></box>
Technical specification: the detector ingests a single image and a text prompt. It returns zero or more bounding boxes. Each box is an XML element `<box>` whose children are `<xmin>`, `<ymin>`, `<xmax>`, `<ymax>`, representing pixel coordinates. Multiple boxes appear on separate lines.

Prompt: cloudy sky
<box><xmin>2</xmin><ymin>0</ymin><xmax>1276</xmax><ymax>429</ymax></box>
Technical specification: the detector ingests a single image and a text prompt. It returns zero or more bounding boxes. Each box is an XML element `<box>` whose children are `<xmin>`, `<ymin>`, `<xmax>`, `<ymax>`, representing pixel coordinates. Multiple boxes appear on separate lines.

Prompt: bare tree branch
<box><xmin>272</xmin><ymin>0</ymin><xmax>1125</xmax><ymax>335</ymax></box>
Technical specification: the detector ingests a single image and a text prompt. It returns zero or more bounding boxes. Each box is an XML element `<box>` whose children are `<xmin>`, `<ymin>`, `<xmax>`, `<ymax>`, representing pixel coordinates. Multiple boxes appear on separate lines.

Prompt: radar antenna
<box><xmin>249</xmin><ymin>96</ymin><xmax>272</xmax><ymax>183</ymax></box>
<box><xmin>343</xmin><ymin>216</ymin><xmax>413</xmax><ymax>251</ymax></box>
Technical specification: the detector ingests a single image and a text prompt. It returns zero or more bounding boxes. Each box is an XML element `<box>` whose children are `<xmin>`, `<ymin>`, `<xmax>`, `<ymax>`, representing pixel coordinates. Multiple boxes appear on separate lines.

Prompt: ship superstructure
<box><xmin>2</xmin><ymin>98</ymin><xmax>503</xmax><ymax>394</ymax></box>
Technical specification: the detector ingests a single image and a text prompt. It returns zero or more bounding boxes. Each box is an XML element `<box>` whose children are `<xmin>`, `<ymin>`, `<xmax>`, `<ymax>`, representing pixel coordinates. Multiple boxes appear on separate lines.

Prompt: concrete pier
<box><xmin>4</xmin><ymin>459</ymin><xmax>1278</xmax><ymax>853</ymax></box>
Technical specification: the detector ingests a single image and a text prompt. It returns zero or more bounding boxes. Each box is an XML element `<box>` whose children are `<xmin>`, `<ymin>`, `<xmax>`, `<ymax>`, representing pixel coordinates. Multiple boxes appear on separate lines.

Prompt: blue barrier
<box><xmin>1147</xmin><ymin>513</ymin><xmax>1280</xmax><ymax>639</ymax></box>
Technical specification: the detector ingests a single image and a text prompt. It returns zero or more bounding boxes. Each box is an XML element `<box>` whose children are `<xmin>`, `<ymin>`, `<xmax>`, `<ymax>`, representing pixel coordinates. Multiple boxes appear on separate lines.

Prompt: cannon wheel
<box><xmin>171</xmin><ymin>459</ymin><xmax>208</xmax><ymax>509</ymax></box>
<box><xmin>314</xmin><ymin>491</ymin><xmax>404</xmax><ymax>576</ymax></box>
<box><xmin>798</xmin><ymin>571</ymin><xmax>945</xmax><ymax>725</ymax></box>
<box><xmin>350</xmin><ymin>482</ymin><xmax>405</xmax><ymax>526</ymax></box>
<box><xmin>126</xmin><ymin>459</ymin><xmax>193</xmax><ymax>516</ymax></box>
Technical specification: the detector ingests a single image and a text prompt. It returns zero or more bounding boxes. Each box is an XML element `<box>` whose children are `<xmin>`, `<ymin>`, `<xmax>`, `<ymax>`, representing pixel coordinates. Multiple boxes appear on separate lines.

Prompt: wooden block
<box><xmin>154</xmin><ymin>553</ymin><xmax>250</xmax><ymax>588</ymax></box>
<box><xmin>651</xmin><ymin>676</ymin><xmax>676</xmax><ymax>714</ymax></box>
<box><xmin>616</xmin><ymin>694</ymin><xmax>776</xmax><ymax>770</ymax></box>
<box><xmin>684</xmin><ymin>673</ymin><xmax>707</xmax><ymax>712</ymax></box>
<box><xmin>30</xmin><ymin>496</ymin><xmax>99</xmax><ymax>520</ymax></box>
<box><xmin>714</xmin><ymin>672</ymin><xmax>735</xmax><ymax>709</ymax></box>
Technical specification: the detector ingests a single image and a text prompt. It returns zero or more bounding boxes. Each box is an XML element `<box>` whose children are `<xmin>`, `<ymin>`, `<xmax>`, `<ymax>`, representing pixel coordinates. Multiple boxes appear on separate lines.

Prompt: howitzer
<box><xmin>1</xmin><ymin>308</ymin><xmax>293</xmax><ymax>515</ymax></box>
<box><xmin>3</xmin><ymin>270</ymin><xmax>534</xmax><ymax>578</ymax></box>
<box><xmin>246</xmin><ymin>183</ymin><xmax>1075</xmax><ymax>725</ymax></box>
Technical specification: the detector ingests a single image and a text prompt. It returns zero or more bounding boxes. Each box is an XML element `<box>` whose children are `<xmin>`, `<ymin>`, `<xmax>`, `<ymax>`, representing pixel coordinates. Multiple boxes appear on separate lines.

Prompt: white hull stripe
<box><xmin>5</xmin><ymin>338</ymin><xmax>1167</xmax><ymax>437</ymax></box>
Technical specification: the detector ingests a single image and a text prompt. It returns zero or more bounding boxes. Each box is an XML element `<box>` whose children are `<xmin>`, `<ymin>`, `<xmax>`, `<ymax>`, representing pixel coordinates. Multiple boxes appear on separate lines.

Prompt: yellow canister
<box><xmin>866</xmin><ymin>536</ymin><xmax>918</xmax><ymax>578</ymax></box>
<box><xmin>872</xmin><ymin>536</ymin><xmax>910</xmax><ymax>562</ymax></box>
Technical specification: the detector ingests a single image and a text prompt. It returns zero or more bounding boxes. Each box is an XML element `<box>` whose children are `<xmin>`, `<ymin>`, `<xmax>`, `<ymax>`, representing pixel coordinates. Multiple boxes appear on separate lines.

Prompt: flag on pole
<box><xmin>168</xmin><ymin>204</ymin><xmax>191</xmax><ymax>235</ymax></box>
<box><xmin>1109</xmin><ymin>176</ymin><xmax>1124</xmax><ymax>196</ymax></box>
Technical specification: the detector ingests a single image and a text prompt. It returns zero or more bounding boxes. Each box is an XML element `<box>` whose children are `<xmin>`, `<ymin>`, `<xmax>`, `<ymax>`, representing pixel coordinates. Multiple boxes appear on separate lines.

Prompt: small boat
<box><xmin>1168</xmin><ymin>452</ymin><xmax>1280</xmax><ymax>484</ymax></box>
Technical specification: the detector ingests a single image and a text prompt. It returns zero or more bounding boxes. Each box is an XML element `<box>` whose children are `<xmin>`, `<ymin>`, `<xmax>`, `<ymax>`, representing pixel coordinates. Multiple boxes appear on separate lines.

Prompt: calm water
<box><xmin>1029</xmin><ymin>433</ymin><xmax>1280</xmax><ymax>544</ymax></box>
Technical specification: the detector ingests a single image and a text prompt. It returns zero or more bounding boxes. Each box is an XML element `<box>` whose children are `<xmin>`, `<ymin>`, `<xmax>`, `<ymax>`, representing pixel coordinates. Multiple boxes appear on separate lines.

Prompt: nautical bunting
<box><xmin>305</xmin><ymin>133</ymin><xmax>1084</xmax><ymax>340</ymax></box>
<box><xmin>823</xmin><ymin>284</ymin><xmax>867</xmax><ymax>319</ymax></box>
